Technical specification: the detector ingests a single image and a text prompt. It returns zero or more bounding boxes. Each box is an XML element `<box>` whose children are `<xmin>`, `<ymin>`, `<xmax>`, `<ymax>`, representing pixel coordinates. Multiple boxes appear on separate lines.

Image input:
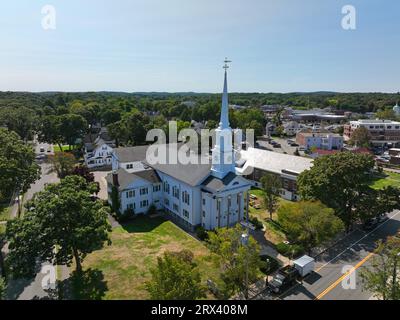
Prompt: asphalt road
<box><xmin>6</xmin><ymin>141</ymin><xmax>66</xmax><ymax>300</ymax></box>
<box><xmin>278</xmin><ymin>210</ymin><xmax>400</xmax><ymax>300</ymax></box>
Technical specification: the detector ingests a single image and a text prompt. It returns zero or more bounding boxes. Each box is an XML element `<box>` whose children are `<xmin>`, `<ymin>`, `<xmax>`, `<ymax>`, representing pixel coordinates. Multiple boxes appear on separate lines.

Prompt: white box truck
<box><xmin>293</xmin><ymin>255</ymin><xmax>315</xmax><ymax>277</ymax></box>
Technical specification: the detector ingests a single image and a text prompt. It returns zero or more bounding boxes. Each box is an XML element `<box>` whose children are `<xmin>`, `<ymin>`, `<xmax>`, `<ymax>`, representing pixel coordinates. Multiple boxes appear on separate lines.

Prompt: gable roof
<box><xmin>113</xmin><ymin>145</ymin><xmax>150</xmax><ymax>162</ymax></box>
<box><xmin>106</xmin><ymin>168</ymin><xmax>160</xmax><ymax>190</ymax></box>
<box><xmin>201</xmin><ymin>172</ymin><xmax>244</xmax><ymax>192</ymax></box>
<box><xmin>238</xmin><ymin>147</ymin><xmax>313</xmax><ymax>176</ymax></box>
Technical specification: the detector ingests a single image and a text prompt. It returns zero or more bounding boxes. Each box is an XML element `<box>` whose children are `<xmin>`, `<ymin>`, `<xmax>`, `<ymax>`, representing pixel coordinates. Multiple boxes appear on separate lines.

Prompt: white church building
<box><xmin>106</xmin><ymin>62</ymin><xmax>251</xmax><ymax>231</ymax></box>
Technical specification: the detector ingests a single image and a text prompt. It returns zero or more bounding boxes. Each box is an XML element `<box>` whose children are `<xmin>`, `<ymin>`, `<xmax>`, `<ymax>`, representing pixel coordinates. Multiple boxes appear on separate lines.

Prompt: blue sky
<box><xmin>0</xmin><ymin>0</ymin><xmax>399</xmax><ymax>92</ymax></box>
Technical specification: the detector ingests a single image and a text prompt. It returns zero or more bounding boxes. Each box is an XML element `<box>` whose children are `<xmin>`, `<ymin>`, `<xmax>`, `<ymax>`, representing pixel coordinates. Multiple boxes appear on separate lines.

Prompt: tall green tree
<box><xmin>58</xmin><ymin>114</ymin><xmax>88</xmax><ymax>149</ymax></box>
<box><xmin>376</xmin><ymin>108</ymin><xmax>399</xmax><ymax>121</ymax></box>
<box><xmin>0</xmin><ymin>107</ymin><xmax>37</xmax><ymax>142</ymax></box>
<box><xmin>48</xmin><ymin>152</ymin><xmax>76</xmax><ymax>179</ymax></box>
<box><xmin>6</xmin><ymin>176</ymin><xmax>111</xmax><ymax>277</ymax></box>
<box><xmin>349</xmin><ymin>126</ymin><xmax>371</xmax><ymax>147</ymax></box>
<box><xmin>298</xmin><ymin>152</ymin><xmax>376</xmax><ymax>232</ymax></box>
<box><xmin>260</xmin><ymin>174</ymin><xmax>282</xmax><ymax>220</ymax></box>
<box><xmin>277</xmin><ymin>201</ymin><xmax>344</xmax><ymax>254</ymax></box>
<box><xmin>146</xmin><ymin>250</ymin><xmax>206</xmax><ymax>300</ymax></box>
<box><xmin>38</xmin><ymin>115</ymin><xmax>63</xmax><ymax>150</ymax></box>
<box><xmin>0</xmin><ymin>128</ymin><xmax>40</xmax><ymax>201</ymax></box>
<box><xmin>207</xmin><ymin>225</ymin><xmax>262</xmax><ymax>299</ymax></box>
<box><xmin>361</xmin><ymin>236</ymin><xmax>400</xmax><ymax>300</ymax></box>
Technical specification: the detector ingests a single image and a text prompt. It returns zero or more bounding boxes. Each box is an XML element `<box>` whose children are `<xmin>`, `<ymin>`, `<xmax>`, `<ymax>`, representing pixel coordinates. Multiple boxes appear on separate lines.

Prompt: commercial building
<box><xmin>344</xmin><ymin>119</ymin><xmax>400</xmax><ymax>147</ymax></box>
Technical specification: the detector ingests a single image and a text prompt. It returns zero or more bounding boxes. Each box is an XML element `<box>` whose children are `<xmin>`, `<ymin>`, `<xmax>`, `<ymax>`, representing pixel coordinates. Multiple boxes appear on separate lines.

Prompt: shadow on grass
<box><xmin>59</xmin><ymin>268</ymin><xmax>108</xmax><ymax>300</ymax></box>
<box><xmin>121</xmin><ymin>215</ymin><xmax>167</xmax><ymax>234</ymax></box>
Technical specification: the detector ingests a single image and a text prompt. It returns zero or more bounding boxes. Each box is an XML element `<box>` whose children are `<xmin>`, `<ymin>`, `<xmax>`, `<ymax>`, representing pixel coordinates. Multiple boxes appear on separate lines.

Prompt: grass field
<box><xmin>71</xmin><ymin>216</ymin><xmax>222</xmax><ymax>300</ymax></box>
<box><xmin>53</xmin><ymin>145</ymin><xmax>73</xmax><ymax>152</ymax></box>
<box><xmin>369</xmin><ymin>171</ymin><xmax>400</xmax><ymax>190</ymax></box>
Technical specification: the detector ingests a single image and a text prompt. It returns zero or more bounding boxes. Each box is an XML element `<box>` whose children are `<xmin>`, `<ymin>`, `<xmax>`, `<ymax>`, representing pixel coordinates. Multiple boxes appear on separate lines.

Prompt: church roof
<box><xmin>201</xmin><ymin>172</ymin><xmax>238</xmax><ymax>192</ymax></box>
<box><xmin>146</xmin><ymin>145</ymin><xmax>212</xmax><ymax>186</ymax></box>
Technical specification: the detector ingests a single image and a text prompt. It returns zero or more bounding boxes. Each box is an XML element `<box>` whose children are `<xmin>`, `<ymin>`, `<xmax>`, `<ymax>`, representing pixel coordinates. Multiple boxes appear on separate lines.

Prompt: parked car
<box><xmin>290</xmin><ymin>143</ymin><xmax>299</xmax><ymax>147</ymax></box>
<box><xmin>273</xmin><ymin>143</ymin><xmax>281</xmax><ymax>148</ymax></box>
<box><xmin>39</xmin><ymin>147</ymin><xmax>45</xmax><ymax>153</ymax></box>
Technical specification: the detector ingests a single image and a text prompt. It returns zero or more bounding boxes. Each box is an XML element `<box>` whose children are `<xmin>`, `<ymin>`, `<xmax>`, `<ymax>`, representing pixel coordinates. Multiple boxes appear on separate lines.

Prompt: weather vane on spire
<box><xmin>223</xmin><ymin>57</ymin><xmax>231</xmax><ymax>70</ymax></box>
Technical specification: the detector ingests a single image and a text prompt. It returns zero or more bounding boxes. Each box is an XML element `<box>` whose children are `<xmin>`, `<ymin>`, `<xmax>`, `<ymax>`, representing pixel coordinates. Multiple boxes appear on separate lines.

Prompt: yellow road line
<box><xmin>315</xmin><ymin>252</ymin><xmax>375</xmax><ymax>300</ymax></box>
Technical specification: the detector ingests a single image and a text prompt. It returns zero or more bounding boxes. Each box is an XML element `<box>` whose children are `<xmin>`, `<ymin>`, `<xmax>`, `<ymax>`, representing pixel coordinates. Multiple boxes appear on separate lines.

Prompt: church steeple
<box><xmin>219</xmin><ymin>58</ymin><xmax>231</xmax><ymax>129</ymax></box>
<box><xmin>211</xmin><ymin>58</ymin><xmax>236</xmax><ymax>179</ymax></box>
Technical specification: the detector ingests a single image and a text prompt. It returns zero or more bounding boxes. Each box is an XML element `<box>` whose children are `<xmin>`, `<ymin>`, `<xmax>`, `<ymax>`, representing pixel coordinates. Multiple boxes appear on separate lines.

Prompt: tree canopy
<box><xmin>6</xmin><ymin>175</ymin><xmax>111</xmax><ymax>278</ymax></box>
<box><xmin>277</xmin><ymin>201</ymin><xmax>344</xmax><ymax>253</ymax></box>
<box><xmin>0</xmin><ymin>128</ymin><xmax>40</xmax><ymax>200</ymax></box>
<box><xmin>146</xmin><ymin>250</ymin><xmax>206</xmax><ymax>300</ymax></box>
<box><xmin>207</xmin><ymin>225</ymin><xmax>262</xmax><ymax>299</ymax></box>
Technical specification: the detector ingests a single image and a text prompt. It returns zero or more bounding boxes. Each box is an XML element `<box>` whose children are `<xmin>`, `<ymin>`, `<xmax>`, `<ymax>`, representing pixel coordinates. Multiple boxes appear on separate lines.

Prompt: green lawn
<box><xmin>53</xmin><ymin>145</ymin><xmax>74</xmax><ymax>152</ymax></box>
<box><xmin>248</xmin><ymin>188</ymin><xmax>289</xmax><ymax>244</ymax></box>
<box><xmin>70</xmin><ymin>216</ymin><xmax>222</xmax><ymax>300</ymax></box>
<box><xmin>369</xmin><ymin>171</ymin><xmax>400</xmax><ymax>190</ymax></box>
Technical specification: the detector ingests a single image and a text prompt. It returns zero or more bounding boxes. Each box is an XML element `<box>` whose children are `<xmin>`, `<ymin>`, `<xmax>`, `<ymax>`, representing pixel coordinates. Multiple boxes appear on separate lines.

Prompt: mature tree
<box><xmin>6</xmin><ymin>176</ymin><xmax>111</xmax><ymax>277</ymax></box>
<box><xmin>123</xmin><ymin>109</ymin><xmax>150</xmax><ymax>145</ymax></box>
<box><xmin>70</xmin><ymin>101</ymin><xmax>100</xmax><ymax>128</ymax></box>
<box><xmin>348</xmin><ymin>126</ymin><xmax>370</xmax><ymax>147</ymax></box>
<box><xmin>100</xmin><ymin>108</ymin><xmax>121</xmax><ymax>126</ymax></box>
<box><xmin>107</xmin><ymin>120</ymin><xmax>128</xmax><ymax>147</ymax></box>
<box><xmin>58</xmin><ymin>114</ymin><xmax>88</xmax><ymax>149</ymax></box>
<box><xmin>37</xmin><ymin>115</ymin><xmax>63</xmax><ymax>150</ymax></box>
<box><xmin>0</xmin><ymin>107</ymin><xmax>37</xmax><ymax>141</ymax></box>
<box><xmin>48</xmin><ymin>152</ymin><xmax>76</xmax><ymax>179</ymax></box>
<box><xmin>260</xmin><ymin>174</ymin><xmax>282</xmax><ymax>220</ymax></box>
<box><xmin>277</xmin><ymin>201</ymin><xmax>344</xmax><ymax>254</ymax></box>
<box><xmin>0</xmin><ymin>128</ymin><xmax>40</xmax><ymax>203</ymax></box>
<box><xmin>207</xmin><ymin>225</ymin><xmax>262</xmax><ymax>299</ymax></box>
<box><xmin>361</xmin><ymin>236</ymin><xmax>400</xmax><ymax>300</ymax></box>
<box><xmin>71</xmin><ymin>165</ymin><xmax>95</xmax><ymax>183</ymax></box>
<box><xmin>376</xmin><ymin>108</ymin><xmax>399</xmax><ymax>121</ymax></box>
<box><xmin>146</xmin><ymin>250</ymin><xmax>206</xmax><ymax>300</ymax></box>
<box><xmin>298</xmin><ymin>152</ymin><xmax>377</xmax><ymax>232</ymax></box>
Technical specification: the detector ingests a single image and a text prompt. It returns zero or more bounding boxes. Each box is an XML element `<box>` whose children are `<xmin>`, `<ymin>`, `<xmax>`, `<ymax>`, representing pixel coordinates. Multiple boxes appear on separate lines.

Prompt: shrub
<box><xmin>259</xmin><ymin>255</ymin><xmax>280</xmax><ymax>275</ymax></box>
<box><xmin>195</xmin><ymin>226</ymin><xmax>209</xmax><ymax>241</ymax></box>
<box><xmin>117</xmin><ymin>208</ymin><xmax>135</xmax><ymax>223</ymax></box>
<box><xmin>147</xmin><ymin>204</ymin><xmax>157</xmax><ymax>216</ymax></box>
<box><xmin>249</xmin><ymin>216</ymin><xmax>263</xmax><ymax>230</ymax></box>
<box><xmin>275</xmin><ymin>242</ymin><xmax>304</xmax><ymax>258</ymax></box>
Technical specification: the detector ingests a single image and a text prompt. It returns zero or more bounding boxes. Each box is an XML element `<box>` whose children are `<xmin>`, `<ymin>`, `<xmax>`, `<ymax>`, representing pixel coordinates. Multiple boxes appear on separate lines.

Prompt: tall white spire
<box><xmin>219</xmin><ymin>58</ymin><xmax>231</xmax><ymax>129</ymax></box>
<box><xmin>211</xmin><ymin>58</ymin><xmax>236</xmax><ymax>179</ymax></box>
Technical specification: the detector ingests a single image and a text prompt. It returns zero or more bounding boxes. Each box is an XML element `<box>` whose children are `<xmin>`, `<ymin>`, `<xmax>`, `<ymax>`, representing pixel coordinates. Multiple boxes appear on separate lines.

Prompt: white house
<box><xmin>106</xmin><ymin>63</ymin><xmax>251</xmax><ymax>231</ymax></box>
<box><xmin>84</xmin><ymin>128</ymin><xmax>116</xmax><ymax>169</ymax></box>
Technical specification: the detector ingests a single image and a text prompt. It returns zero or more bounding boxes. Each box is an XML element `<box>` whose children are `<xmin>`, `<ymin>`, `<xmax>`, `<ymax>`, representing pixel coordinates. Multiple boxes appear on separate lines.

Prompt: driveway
<box><xmin>93</xmin><ymin>170</ymin><xmax>111</xmax><ymax>200</ymax></box>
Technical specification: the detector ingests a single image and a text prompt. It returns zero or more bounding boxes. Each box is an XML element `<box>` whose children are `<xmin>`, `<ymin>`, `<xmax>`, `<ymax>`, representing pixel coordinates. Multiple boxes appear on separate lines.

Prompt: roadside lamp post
<box><xmin>241</xmin><ymin>233</ymin><xmax>249</xmax><ymax>300</ymax></box>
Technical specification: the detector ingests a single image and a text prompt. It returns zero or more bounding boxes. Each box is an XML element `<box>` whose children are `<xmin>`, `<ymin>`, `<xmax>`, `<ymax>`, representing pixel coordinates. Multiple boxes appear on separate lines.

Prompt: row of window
<box><xmin>163</xmin><ymin>182</ymin><xmax>191</xmax><ymax>204</ymax></box>
<box><xmin>126</xmin><ymin>200</ymin><xmax>149</xmax><ymax>211</ymax></box>
<box><xmin>125</xmin><ymin>185</ymin><xmax>161</xmax><ymax>199</ymax></box>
